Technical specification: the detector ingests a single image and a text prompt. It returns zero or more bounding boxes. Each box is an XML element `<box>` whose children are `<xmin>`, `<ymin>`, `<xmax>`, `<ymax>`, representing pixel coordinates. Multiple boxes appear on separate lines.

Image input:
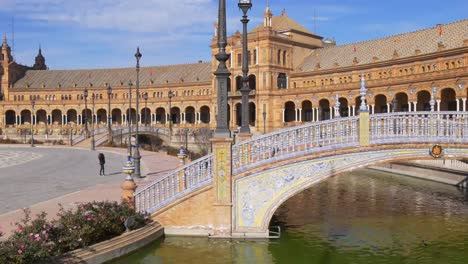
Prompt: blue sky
<box><xmin>0</xmin><ymin>0</ymin><xmax>466</xmax><ymax>70</ymax></box>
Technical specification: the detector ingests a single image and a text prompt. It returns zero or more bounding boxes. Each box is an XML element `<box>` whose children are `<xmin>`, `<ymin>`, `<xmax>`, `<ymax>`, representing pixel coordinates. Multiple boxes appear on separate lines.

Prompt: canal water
<box><xmin>111</xmin><ymin>169</ymin><xmax>468</xmax><ymax>264</ymax></box>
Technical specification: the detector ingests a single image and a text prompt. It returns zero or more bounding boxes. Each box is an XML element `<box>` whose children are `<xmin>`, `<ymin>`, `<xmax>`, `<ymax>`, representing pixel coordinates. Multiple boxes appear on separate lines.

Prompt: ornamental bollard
<box><xmin>121</xmin><ymin>156</ymin><xmax>137</xmax><ymax>208</ymax></box>
<box><xmin>177</xmin><ymin>146</ymin><xmax>187</xmax><ymax>191</ymax></box>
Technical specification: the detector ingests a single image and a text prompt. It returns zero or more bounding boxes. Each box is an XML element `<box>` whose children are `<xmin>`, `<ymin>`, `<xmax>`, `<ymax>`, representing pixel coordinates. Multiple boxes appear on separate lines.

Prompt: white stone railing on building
<box><xmin>135</xmin><ymin>153</ymin><xmax>214</xmax><ymax>214</ymax></box>
<box><xmin>369</xmin><ymin>112</ymin><xmax>468</xmax><ymax>144</ymax></box>
<box><xmin>232</xmin><ymin>116</ymin><xmax>359</xmax><ymax>174</ymax></box>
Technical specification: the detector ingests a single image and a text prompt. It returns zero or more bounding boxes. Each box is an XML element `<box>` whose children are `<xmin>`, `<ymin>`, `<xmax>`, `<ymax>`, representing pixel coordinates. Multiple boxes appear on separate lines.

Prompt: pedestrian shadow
<box><xmin>103</xmin><ymin>172</ymin><xmax>122</xmax><ymax>176</ymax></box>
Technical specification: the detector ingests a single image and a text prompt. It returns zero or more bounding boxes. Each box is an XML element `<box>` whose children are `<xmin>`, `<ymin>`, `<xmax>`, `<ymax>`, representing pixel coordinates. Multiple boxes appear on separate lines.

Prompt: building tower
<box><xmin>1</xmin><ymin>35</ymin><xmax>13</xmax><ymax>100</ymax></box>
<box><xmin>33</xmin><ymin>46</ymin><xmax>47</xmax><ymax>70</ymax></box>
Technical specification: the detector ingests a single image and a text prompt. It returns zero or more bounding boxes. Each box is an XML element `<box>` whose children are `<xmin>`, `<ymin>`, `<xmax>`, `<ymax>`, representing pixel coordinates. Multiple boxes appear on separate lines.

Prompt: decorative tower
<box><xmin>264</xmin><ymin>1</ymin><xmax>273</xmax><ymax>28</ymax></box>
<box><xmin>1</xmin><ymin>35</ymin><xmax>13</xmax><ymax>100</ymax></box>
<box><xmin>33</xmin><ymin>46</ymin><xmax>47</xmax><ymax>70</ymax></box>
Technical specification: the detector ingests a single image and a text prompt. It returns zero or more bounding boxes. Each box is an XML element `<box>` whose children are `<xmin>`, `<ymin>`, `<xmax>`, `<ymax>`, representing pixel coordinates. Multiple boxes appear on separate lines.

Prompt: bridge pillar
<box><xmin>211</xmin><ymin>137</ymin><xmax>234</xmax><ymax>237</ymax></box>
<box><xmin>359</xmin><ymin>111</ymin><xmax>370</xmax><ymax>146</ymax></box>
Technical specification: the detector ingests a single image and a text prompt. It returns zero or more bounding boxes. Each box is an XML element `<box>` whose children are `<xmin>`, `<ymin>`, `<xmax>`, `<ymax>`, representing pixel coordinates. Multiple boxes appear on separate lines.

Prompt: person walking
<box><xmin>98</xmin><ymin>153</ymin><xmax>106</xmax><ymax>176</ymax></box>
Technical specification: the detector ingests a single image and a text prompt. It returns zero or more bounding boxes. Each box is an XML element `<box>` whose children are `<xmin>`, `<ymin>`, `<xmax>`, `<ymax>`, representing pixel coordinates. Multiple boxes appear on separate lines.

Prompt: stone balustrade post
<box><xmin>211</xmin><ymin>137</ymin><xmax>234</xmax><ymax>237</ymax></box>
<box><xmin>177</xmin><ymin>146</ymin><xmax>187</xmax><ymax>191</ymax></box>
<box><xmin>121</xmin><ymin>177</ymin><xmax>137</xmax><ymax>209</ymax></box>
<box><xmin>359</xmin><ymin>111</ymin><xmax>370</xmax><ymax>146</ymax></box>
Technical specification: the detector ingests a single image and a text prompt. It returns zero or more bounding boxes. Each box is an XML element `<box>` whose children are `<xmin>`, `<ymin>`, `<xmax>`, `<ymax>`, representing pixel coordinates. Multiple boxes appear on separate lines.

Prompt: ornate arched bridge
<box><xmin>133</xmin><ymin>111</ymin><xmax>468</xmax><ymax>238</ymax></box>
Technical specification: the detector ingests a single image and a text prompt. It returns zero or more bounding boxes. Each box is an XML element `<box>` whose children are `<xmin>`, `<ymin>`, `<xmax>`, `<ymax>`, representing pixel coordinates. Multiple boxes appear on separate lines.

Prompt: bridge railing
<box><xmin>135</xmin><ymin>153</ymin><xmax>214</xmax><ymax>214</ymax></box>
<box><xmin>370</xmin><ymin>112</ymin><xmax>468</xmax><ymax>144</ymax></box>
<box><xmin>232</xmin><ymin>116</ymin><xmax>359</xmax><ymax>174</ymax></box>
<box><xmin>71</xmin><ymin>134</ymin><xmax>85</xmax><ymax>145</ymax></box>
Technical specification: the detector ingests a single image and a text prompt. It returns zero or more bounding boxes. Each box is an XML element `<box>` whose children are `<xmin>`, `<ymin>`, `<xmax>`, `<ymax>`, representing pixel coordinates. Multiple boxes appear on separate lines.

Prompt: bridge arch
<box><xmin>233</xmin><ymin>147</ymin><xmax>468</xmax><ymax>234</ymax></box>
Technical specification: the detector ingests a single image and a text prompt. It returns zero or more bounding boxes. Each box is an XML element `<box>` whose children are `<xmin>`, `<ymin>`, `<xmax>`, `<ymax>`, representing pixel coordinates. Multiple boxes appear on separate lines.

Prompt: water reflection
<box><xmin>112</xmin><ymin>169</ymin><xmax>468</xmax><ymax>264</ymax></box>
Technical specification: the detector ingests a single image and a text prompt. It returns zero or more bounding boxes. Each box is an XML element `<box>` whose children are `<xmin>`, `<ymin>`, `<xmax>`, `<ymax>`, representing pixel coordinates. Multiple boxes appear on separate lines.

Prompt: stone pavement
<box><xmin>0</xmin><ymin>145</ymin><xmax>179</xmax><ymax>239</ymax></box>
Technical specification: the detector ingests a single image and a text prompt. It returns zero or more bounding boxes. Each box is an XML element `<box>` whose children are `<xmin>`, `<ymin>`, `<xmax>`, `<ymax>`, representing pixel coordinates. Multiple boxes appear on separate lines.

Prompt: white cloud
<box><xmin>1</xmin><ymin>0</ymin><xmax>217</xmax><ymax>33</ymax></box>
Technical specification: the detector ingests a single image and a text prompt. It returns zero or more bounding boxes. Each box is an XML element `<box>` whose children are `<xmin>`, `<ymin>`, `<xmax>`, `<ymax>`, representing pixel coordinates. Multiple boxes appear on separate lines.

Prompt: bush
<box><xmin>0</xmin><ymin>201</ymin><xmax>148</xmax><ymax>264</ymax></box>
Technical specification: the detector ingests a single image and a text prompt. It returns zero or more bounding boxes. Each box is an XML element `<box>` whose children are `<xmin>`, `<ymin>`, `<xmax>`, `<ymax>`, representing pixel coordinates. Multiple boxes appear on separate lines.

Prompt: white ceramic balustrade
<box><xmin>135</xmin><ymin>154</ymin><xmax>214</xmax><ymax>214</ymax></box>
<box><xmin>232</xmin><ymin>116</ymin><xmax>359</xmax><ymax>174</ymax></box>
<box><xmin>370</xmin><ymin>112</ymin><xmax>468</xmax><ymax>144</ymax></box>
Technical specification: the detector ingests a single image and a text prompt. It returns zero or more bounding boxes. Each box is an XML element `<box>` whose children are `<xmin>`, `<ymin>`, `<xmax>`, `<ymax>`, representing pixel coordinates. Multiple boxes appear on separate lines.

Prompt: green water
<box><xmin>111</xmin><ymin>169</ymin><xmax>468</xmax><ymax>264</ymax></box>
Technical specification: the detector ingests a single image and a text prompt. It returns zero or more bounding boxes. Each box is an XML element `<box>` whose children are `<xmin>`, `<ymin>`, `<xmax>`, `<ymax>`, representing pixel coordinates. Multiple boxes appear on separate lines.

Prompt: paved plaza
<box><xmin>0</xmin><ymin>145</ymin><xmax>179</xmax><ymax>238</ymax></box>
<box><xmin>0</xmin><ymin>146</ymin><xmax>133</xmax><ymax>214</ymax></box>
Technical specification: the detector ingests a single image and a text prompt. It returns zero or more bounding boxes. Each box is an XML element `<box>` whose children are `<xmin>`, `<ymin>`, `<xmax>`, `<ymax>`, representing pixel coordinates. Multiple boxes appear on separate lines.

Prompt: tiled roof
<box><xmin>298</xmin><ymin>19</ymin><xmax>468</xmax><ymax>72</ymax></box>
<box><xmin>252</xmin><ymin>12</ymin><xmax>315</xmax><ymax>35</ymax></box>
<box><xmin>13</xmin><ymin>62</ymin><xmax>212</xmax><ymax>89</ymax></box>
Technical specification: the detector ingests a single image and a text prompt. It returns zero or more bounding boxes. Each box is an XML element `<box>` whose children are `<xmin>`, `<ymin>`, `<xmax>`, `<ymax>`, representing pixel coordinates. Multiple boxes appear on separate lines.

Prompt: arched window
<box><xmin>277</xmin><ymin>73</ymin><xmax>287</xmax><ymax>89</ymax></box>
<box><xmin>248</xmin><ymin>75</ymin><xmax>256</xmax><ymax>90</ymax></box>
<box><xmin>236</xmin><ymin>76</ymin><xmax>243</xmax><ymax>91</ymax></box>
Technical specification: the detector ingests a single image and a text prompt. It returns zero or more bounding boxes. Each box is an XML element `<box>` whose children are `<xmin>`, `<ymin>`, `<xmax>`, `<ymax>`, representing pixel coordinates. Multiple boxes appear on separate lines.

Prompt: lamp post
<box><xmin>143</xmin><ymin>92</ymin><xmax>148</xmax><ymax>127</ymax></box>
<box><xmin>168</xmin><ymin>90</ymin><xmax>174</xmax><ymax>135</ymax></box>
<box><xmin>91</xmin><ymin>93</ymin><xmax>95</xmax><ymax>151</ymax></box>
<box><xmin>107</xmin><ymin>85</ymin><xmax>112</xmax><ymax>137</ymax></box>
<box><xmin>133</xmin><ymin>47</ymin><xmax>142</xmax><ymax>178</ymax></box>
<box><xmin>128</xmin><ymin>80</ymin><xmax>133</xmax><ymax>158</ymax></box>
<box><xmin>31</xmin><ymin>97</ymin><xmax>35</xmax><ymax>147</ymax></box>
<box><xmin>262</xmin><ymin>103</ymin><xmax>266</xmax><ymax>134</ymax></box>
<box><xmin>214</xmin><ymin>0</ymin><xmax>231</xmax><ymax>138</ymax></box>
<box><xmin>238</xmin><ymin>0</ymin><xmax>252</xmax><ymax>135</ymax></box>
<box><xmin>84</xmin><ymin>88</ymin><xmax>89</xmax><ymax>138</ymax></box>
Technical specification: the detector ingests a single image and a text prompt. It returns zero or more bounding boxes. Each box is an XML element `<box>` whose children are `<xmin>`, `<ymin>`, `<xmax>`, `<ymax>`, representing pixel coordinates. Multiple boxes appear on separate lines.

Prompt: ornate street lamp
<box><xmin>168</xmin><ymin>90</ymin><xmax>174</xmax><ymax>135</ymax></box>
<box><xmin>84</xmin><ymin>88</ymin><xmax>89</xmax><ymax>137</ymax></box>
<box><xmin>128</xmin><ymin>80</ymin><xmax>133</xmax><ymax>158</ymax></box>
<box><xmin>30</xmin><ymin>97</ymin><xmax>35</xmax><ymax>147</ymax></box>
<box><xmin>238</xmin><ymin>0</ymin><xmax>252</xmax><ymax>135</ymax></box>
<box><xmin>107</xmin><ymin>85</ymin><xmax>112</xmax><ymax>136</ymax></box>
<box><xmin>214</xmin><ymin>0</ymin><xmax>231</xmax><ymax>138</ymax></box>
<box><xmin>143</xmin><ymin>92</ymin><xmax>148</xmax><ymax>127</ymax></box>
<box><xmin>133</xmin><ymin>47</ymin><xmax>143</xmax><ymax>178</ymax></box>
<box><xmin>91</xmin><ymin>93</ymin><xmax>96</xmax><ymax>150</ymax></box>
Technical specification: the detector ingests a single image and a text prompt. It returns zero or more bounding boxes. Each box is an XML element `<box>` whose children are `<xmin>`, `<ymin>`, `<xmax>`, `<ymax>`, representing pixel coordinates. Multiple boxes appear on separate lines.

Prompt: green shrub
<box><xmin>0</xmin><ymin>201</ymin><xmax>147</xmax><ymax>264</ymax></box>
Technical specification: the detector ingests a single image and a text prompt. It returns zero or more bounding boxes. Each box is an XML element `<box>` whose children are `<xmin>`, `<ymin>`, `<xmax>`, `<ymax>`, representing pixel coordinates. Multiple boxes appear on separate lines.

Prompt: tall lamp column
<box><xmin>213</xmin><ymin>0</ymin><xmax>231</xmax><ymax>138</ymax></box>
<box><xmin>91</xmin><ymin>93</ymin><xmax>95</xmax><ymax>151</ymax></box>
<box><xmin>107</xmin><ymin>85</ymin><xmax>112</xmax><ymax>140</ymax></box>
<box><xmin>143</xmin><ymin>92</ymin><xmax>148</xmax><ymax>127</ymax></box>
<box><xmin>31</xmin><ymin>97</ymin><xmax>35</xmax><ymax>147</ymax></box>
<box><xmin>239</xmin><ymin>0</ymin><xmax>252</xmax><ymax>135</ymax></box>
<box><xmin>168</xmin><ymin>90</ymin><xmax>174</xmax><ymax>135</ymax></box>
<box><xmin>127</xmin><ymin>80</ymin><xmax>133</xmax><ymax>158</ymax></box>
<box><xmin>133</xmin><ymin>47</ymin><xmax>143</xmax><ymax>178</ymax></box>
<box><xmin>84</xmin><ymin>88</ymin><xmax>89</xmax><ymax>138</ymax></box>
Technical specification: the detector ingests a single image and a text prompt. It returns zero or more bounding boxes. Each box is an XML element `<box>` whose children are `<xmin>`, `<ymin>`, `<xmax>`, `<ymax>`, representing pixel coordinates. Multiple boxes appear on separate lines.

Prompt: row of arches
<box><xmin>4</xmin><ymin>106</ymin><xmax>212</xmax><ymax>126</ymax></box>
<box><xmin>284</xmin><ymin>88</ymin><xmax>461</xmax><ymax>122</ymax></box>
